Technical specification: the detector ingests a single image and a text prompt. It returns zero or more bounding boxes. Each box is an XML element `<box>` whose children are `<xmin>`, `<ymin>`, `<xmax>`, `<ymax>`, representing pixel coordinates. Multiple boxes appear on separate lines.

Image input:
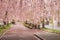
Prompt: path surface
<box><xmin>0</xmin><ymin>22</ymin><xmax>41</xmax><ymax>40</ymax></box>
<box><xmin>35</xmin><ymin>31</ymin><xmax>60</xmax><ymax>40</ymax></box>
<box><xmin>1</xmin><ymin>22</ymin><xmax>60</xmax><ymax>40</ymax></box>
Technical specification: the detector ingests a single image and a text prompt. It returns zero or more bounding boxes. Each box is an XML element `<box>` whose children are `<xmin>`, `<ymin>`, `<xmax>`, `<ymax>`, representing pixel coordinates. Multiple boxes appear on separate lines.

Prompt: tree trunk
<box><xmin>42</xmin><ymin>19</ymin><xmax>45</xmax><ymax>28</ymax></box>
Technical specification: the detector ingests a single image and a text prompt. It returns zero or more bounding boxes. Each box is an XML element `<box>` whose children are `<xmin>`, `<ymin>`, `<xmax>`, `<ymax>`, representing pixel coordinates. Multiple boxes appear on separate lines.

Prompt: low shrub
<box><xmin>0</xmin><ymin>23</ymin><xmax>12</xmax><ymax>34</ymax></box>
<box><xmin>23</xmin><ymin>21</ymin><xmax>40</xmax><ymax>29</ymax></box>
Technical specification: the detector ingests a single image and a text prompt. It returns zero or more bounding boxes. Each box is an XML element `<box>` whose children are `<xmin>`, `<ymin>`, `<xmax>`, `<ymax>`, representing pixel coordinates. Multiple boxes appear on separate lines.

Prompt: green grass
<box><xmin>41</xmin><ymin>28</ymin><xmax>60</xmax><ymax>34</ymax></box>
<box><xmin>0</xmin><ymin>23</ymin><xmax>12</xmax><ymax>34</ymax></box>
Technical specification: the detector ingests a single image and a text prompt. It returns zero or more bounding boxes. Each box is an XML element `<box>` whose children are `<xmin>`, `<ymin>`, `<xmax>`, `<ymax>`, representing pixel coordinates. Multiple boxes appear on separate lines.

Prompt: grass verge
<box><xmin>0</xmin><ymin>23</ymin><xmax>12</xmax><ymax>36</ymax></box>
<box><xmin>41</xmin><ymin>28</ymin><xmax>60</xmax><ymax>34</ymax></box>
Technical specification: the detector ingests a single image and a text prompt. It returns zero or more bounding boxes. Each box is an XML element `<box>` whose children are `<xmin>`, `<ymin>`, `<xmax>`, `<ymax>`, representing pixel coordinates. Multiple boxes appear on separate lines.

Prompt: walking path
<box><xmin>0</xmin><ymin>22</ymin><xmax>41</xmax><ymax>40</ymax></box>
<box><xmin>0</xmin><ymin>22</ymin><xmax>60</xmax><ymax>40</ymax></box>
<box><xmin>35</xmin><ymin>31</ymin><xmax>60</xmax><ymax>40</ymax></box>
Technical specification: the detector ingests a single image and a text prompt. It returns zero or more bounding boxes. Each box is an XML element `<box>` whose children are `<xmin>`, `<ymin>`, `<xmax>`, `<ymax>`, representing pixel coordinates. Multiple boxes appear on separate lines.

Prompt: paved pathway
<box><xmin>0</xmin><ymin>22</ymin><xmax>41</xmax><ymax>40</ymax></box>
<box><xmin>35</xmin><ymin>31</ymin><xmax>60</xmax><ymax>40</ymax></box>
<box><xmin>1</xmin><ymin>22</ymin><xmax>60</xmax><ymax>40</ymax></box>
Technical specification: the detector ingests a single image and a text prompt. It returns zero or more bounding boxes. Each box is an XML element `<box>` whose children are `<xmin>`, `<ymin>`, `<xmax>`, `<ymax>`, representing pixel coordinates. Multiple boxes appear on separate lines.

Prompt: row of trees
<box><xmin>0</xmin><ymin>0</ymin><xmax>60</xmax><ymax>27</ymax></box>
